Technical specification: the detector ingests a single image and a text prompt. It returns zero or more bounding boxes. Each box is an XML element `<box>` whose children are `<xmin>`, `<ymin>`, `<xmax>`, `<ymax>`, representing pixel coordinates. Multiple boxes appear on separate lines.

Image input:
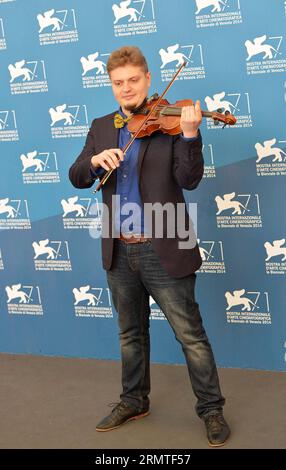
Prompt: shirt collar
<box><xmin>118</xmin><ymin>107</ymin><xmax>127</xmax><ymax>119</ymax></box>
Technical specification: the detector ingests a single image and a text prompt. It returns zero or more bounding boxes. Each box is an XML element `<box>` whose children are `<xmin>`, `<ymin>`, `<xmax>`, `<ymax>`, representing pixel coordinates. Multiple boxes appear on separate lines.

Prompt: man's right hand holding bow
<box><xmin>91</xmin><ymin>149</ymin><xmax>124</xmax><ymax>171</ymax></box>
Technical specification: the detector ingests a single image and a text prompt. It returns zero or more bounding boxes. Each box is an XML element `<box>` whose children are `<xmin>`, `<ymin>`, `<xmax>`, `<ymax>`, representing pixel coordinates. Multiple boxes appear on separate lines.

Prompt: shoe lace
<box><xmin>108</xmin><ymin>401</ymin><xmax>130</xmax><ymax>415</ymax></box>
<box><xmin>206</xmin><ymin>413</ymin><xmax>224</xmax><ymax>432</ymax></box>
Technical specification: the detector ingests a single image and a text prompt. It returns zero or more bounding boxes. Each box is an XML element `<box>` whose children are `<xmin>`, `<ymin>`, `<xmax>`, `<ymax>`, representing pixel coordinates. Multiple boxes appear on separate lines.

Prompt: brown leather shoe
<box><xmin>96</xmin><ymin>401</ymin><xmax>150</xmax><ymax>432</ymax></box>
<box><xmin>203</xmin><ymin>411</ymin><xmax>231</xmax><ymax>447</ymax></box>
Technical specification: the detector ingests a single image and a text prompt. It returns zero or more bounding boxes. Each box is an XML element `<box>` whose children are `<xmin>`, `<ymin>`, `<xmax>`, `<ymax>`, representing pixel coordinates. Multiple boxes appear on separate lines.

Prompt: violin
<box><xmin>93</xmin><ymin>62</ymin><xmax>236</xmax><ymax>193</ymax></box>
<box><xmin>128</xmin><ymin>96</ymin><xmax>236</xmax><ymax>138</ymax></box>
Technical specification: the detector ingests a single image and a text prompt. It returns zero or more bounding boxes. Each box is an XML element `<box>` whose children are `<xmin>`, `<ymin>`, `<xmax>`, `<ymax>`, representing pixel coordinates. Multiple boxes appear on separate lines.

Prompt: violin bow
<box><xmin>93</xmin><ymin>62</ymin><xmax>187</xmax><ymax>193</ymax></box>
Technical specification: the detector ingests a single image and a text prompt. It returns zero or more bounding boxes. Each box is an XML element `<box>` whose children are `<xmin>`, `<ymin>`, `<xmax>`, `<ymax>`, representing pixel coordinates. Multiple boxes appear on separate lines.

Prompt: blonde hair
<box><xmin>107</xmin><ymin>46</ymin><xmax>148</xmax><ymax>75</ymax></box>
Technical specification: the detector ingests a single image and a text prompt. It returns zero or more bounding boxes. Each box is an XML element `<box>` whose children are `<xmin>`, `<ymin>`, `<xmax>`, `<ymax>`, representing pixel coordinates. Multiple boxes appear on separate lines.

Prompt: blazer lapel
<box><xmin>137</xmin><ymin>136</ymin><xmax>151</xmax><ymax>178</ymax></box>
<box><xmin>107</xmin><ymin>112</ymin><xmax>120</xmax><ymax>148</ymax></box>
<box><xmin>102</xmin><ymin>113</ymin><xmax>119</xmax><ymax>195</ymax></box>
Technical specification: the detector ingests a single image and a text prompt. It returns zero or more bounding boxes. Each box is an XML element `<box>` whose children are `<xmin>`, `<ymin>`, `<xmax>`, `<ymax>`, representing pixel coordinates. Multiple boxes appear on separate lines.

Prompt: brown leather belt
<box><xmin>119</xmin><ymin>233</ymin><xmax>151</xmax><ymax>244</ymax></box>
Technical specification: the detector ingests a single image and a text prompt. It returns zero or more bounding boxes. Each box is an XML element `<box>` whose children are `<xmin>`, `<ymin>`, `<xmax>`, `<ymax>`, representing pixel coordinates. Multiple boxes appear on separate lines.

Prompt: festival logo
<box><xmin>195</xmin><ymin>0</ymin><xmax>242</xmax><ymax>29</ymax></box>
<box><xmin>73</xmin><ymin>285</ymin><xmax>113</xmax><ymax>318</ymax></box>
<box><xmin>112</xmin><ymin>0</ymin><xmax>157</xmax><ymax>37</ymax></box>
<box><xmin>215</xmin><ymin>192</ymin><xmax>262</xmax><ymax>228</ymax></box>
<box><xmin>149</xmin><ymin>296</ymin><xmax>165</xmax><ymax>320</ymax></box>
<box><xmin>37</xmin><ymin>8</ymin><xmax>78</xmax><ymax>45</ymax></box>
<box><xmin>6</xmin><ymin>283</ymin><xmax>43</xmax><ymax>315</ymax></box>
<box><xmin>49</xmin><ymin>104</ymin><xmax>89</xmax><ymax>138</ymax></box>
<box><xmin>0</xmin><ymin>17</ymin><xmax>6</xmax><ymax>50</ymax></box>
<box><xmin>264</xmin><ymin>238</ymin><xmax>286</xmax><ymax>275</ymax></box>
<box><xmin>159</xmin><ymin>43</ymin><xmax>205</xmax><ymax>82</ymax></box>
<box><xmin>0</xmin><ymin>198</ymin><xmax>31</xmax><ymax>230</ymax></box>
<box><xmin>0</xmin><ymin>248</ymin><xmax>4</xmax><ymax>270</ymax></box>
<box><xmin>61</xmin><ymin>196</ymin><xmax>102</xmax><ymax>232</ymax></box>
<box><xmin>197</xmin><ymin>240</ymin><xmax>226</xmax><ymax>273</ymax></box>
<box><xmin>225</xmin><ymin>289</ymin><xmax>271</xmax><ymax>325</ymax></box>
<box><xmin>245</xmin><ymin>34</ymin><xmax>286</xmax><ymax>75</ymax></box>
<box><xmin>33</xmin><ymin>239</ymin><xmax>72</xmax><ymax>271</ymax></box>
<box><xmin>202</xmin><ymin>144</ymin><xmax>216</xmax><ymax>178</ymax></box>
<box><xmin>9</xmin><ymin>59</ymin><xmax>48</xmax><ymax>94</ymax></box>
<box><xmin>80</xmin><ymin>51</ymin><xmax>111</xmax><ymax>89</ymax></box>
<box><xmin>0</xmin><ymin>109</ymin><xmax>19</xmax><ymax>141</ymax></box>
<box><xmin>204</xmin><ymin>91</ymin><xmax>252</xmax><ymax>129</ymax></box>
<box><xmin>20</xmin><ymin>150</ymin><xmax>60</xmax><ymax>184</ymax></box>
<box><xmin>255</xmin><ymin>138</ymin><xmax>286</xmax><ymax>177</ymax></box>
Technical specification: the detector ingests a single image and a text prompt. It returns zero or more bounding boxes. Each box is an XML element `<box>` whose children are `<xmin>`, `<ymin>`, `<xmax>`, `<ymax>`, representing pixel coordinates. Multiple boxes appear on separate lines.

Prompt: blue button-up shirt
<box><xmin>115</xmin><ymin>110</ymin><xmax>144</xmax><ymax>234</ymax></box>
<box><xmin>90</xmin><ymin>109</ymin><xmax>198</xmax><ymax>235</ymax></box>
<box><xmin>90</xmin><ymin>109</ymin><xmax>144</xmax><ymax>234</ymax></box>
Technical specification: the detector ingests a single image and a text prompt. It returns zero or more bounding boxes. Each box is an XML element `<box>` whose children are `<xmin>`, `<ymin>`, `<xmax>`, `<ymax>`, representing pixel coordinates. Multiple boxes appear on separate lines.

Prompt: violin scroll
<box><xmin>205</xmin><ymin>109</ymin><xmax>237</xmax><ymax>127</ymax></box>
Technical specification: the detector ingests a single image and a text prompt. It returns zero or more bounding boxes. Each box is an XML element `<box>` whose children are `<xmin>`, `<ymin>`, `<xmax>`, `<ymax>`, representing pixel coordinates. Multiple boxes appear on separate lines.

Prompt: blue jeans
<box><xmin>106</xmin><ymin>240</ymin><xmax>225</xmax><ymax>418</ymax></box>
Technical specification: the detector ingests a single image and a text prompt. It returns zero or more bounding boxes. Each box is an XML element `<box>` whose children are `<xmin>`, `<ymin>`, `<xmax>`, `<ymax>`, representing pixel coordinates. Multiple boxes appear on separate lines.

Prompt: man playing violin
<box><xmin>69</xmin><ymin>46</ymin><xmax>230</xmax><ymax>447</ymax></box>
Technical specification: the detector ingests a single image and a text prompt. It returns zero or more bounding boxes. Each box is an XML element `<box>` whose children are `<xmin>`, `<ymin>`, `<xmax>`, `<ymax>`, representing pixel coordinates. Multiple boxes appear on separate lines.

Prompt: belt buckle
<box><xmin>120</xmin><ymin>232</ymin><xmax>145</xmax><ymax>244</ymax></box>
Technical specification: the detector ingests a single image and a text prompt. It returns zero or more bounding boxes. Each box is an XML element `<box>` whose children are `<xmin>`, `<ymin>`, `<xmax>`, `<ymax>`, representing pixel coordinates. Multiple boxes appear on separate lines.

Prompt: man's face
<box><xmin>110</xmin><ymin>65</ymin><xmax>151</xmax><ymax>115</ymax></box>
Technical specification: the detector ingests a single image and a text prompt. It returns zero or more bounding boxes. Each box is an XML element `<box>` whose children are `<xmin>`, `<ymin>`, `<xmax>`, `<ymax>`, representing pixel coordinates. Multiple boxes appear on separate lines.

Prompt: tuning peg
<box><xmin>216</xmin><ymin>108</ymin><xmax>223</xmax><ymax>114</ymax></box>
<box><xmin>225</xmin><ymin>110</ymin><xmax>230</xmax><ymax>115</ymax></box>
<box><xmin>214</xmin><ymin>119</ymin><xmax>219</xmax><ymax>126</ymax></box>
